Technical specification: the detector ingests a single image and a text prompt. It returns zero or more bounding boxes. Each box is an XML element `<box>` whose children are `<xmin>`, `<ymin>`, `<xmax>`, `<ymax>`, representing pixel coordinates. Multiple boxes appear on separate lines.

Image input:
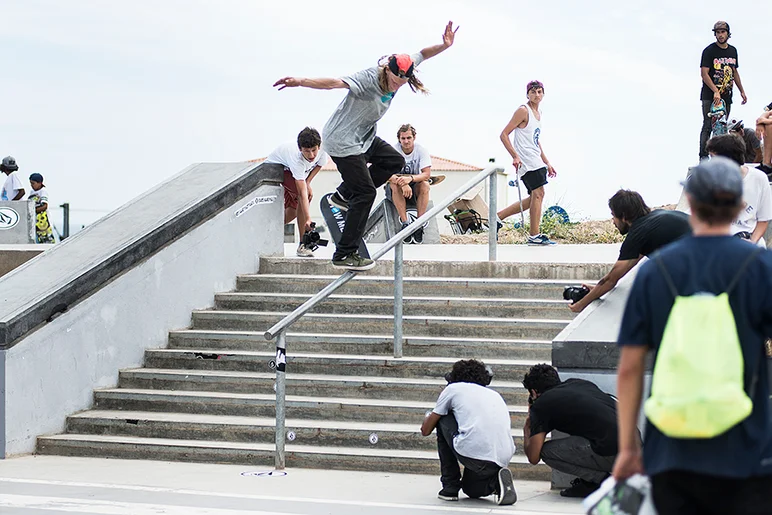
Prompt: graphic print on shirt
<box><xmin>713</xmin><ymin>57</ymin><xmax>736</xmax><ymax>95</ymax></box>
<box><xmin>533</xmin><ymin>127</ymin><xmax>541</xmax><ymax>147</ymax></box>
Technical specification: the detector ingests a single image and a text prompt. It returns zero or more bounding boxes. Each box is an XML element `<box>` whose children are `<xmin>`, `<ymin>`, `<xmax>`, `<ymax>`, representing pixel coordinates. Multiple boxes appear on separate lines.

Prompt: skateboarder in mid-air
<box><xmin>274</xmin><ymin>21</ymin><xmax>458</xmax><ymax>271</ymax></box>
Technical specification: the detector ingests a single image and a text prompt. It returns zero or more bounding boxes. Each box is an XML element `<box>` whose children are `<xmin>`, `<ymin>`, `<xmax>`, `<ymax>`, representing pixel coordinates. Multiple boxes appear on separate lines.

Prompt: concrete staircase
<box><xmin>38</xmin><ymin>257</ymin><xmax>604</xmax><ymax>480</ymax></box>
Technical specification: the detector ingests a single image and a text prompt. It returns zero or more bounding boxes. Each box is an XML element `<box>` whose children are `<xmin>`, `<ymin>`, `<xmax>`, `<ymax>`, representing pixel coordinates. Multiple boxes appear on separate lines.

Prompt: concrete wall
<box><xmin>0</xmin><ymin>201</ymin><xmax>35</xmax><ymax>244</ymax></box>
<box><xmin>0</xmin><ymin>182</ymin><xmax>282</xmax><ymax>456</ymax></box>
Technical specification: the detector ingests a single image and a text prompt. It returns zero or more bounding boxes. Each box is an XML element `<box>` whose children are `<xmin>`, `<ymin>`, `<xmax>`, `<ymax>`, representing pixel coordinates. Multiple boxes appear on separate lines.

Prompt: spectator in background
<box><xmin>1</xmin><ymin>156</ymin><xmax>25</xmax><ymax>201</ymax></box>
<box><xmin>728</xmin><ymin>119</ymin><xmax>762</xmax><ymax>163</ymax></box>
<box><xmin>706</xmin><ymin>134</ymin><xmax>772</xmax><ymax>246</ymax></box>
<box><xmin>388</xmin><ymin>124</ymin><xmax>432</xmax><ymax>244</ymax></box>
<box><xmin>27</xmin><ymin>173</ymin><xmax>55</xmax><ymax>244</ymax></box>
<box><xmin>757</xmin><ymin>102</ymin><xmax>772</xmax><ymax>177</ymax></box>
<box><xmin>265</xmin><ymin>127</ymin><xmax>329</xmax><ymax>257</ymax></box>
<box><xmin>699</xmin><ymin>20</ymin><xmax>747</xmax><ymax>160</ymax></box>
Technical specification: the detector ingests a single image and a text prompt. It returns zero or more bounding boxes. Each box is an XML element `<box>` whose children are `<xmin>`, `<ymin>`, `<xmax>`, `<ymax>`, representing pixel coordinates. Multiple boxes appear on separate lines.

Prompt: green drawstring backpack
<box><xmin>644</xmin><ymin>248</ymin><xmax>762</xmax><ymax>439</ymax></box>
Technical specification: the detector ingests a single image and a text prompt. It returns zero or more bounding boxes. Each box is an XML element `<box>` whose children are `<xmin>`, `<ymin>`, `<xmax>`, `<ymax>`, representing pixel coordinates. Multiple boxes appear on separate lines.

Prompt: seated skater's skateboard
<box><xmin>320</xmin><ymin>193</ymin><xmax>370</xmax><ymax>259</ymax></box>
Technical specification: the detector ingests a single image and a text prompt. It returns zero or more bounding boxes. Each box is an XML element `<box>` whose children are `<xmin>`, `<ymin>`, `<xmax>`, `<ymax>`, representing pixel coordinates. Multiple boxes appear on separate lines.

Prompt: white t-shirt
<box><xmin>28</xmin><ymin>186</ymin><xmax>49</xmax><ymax>208</ymax></box>
<box><xmin>265</xmin><ymin>142</ymin><xmax>329</xmax><ymax>181</ymax></box>
<box><xmin>393</xmin><ymin>143</ymin><xmax>431</xmax><ymax>175</ymax></box>
<box><xmin>433</xmin><ymin>382</ymin><xmax>516</xmax><ymax>467</ymax></box>
<box><xmin>731</xmin><ymin>167</ymin><xmax>772</xmax><ymax>246</ymax></box>
<box><xmin>1</xmin><ymin>171</ymin><xmax>25</xmax><ymax>200</ymax></box>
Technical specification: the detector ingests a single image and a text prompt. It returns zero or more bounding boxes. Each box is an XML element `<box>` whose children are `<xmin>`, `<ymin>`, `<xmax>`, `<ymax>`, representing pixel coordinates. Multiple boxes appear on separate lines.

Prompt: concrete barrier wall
<box><xmin>0</xmin><ymin>201</ymin><xmax>35</xmax><ymax>244</ymax></box>
<box><xmin>0</xmin><ymin>162</ymin><xmax>284</xmax><ymax>456</ymax></box>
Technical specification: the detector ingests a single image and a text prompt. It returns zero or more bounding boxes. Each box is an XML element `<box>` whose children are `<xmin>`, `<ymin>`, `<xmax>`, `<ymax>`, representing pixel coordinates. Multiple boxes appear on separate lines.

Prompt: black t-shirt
<box><xmin>529</xmin><ymin>379</ymin><xmax>618</xmax><ymax>456</ymax></box>
<box><xmin>618</xmin><ymin>236</ymin><xmax>772</xmax><ymax>478</ymax></box>
<box><xmin>618</xmin><ymin>210</ymin><xmax>691</xmax><ymax>261</ymax></box>
<box><xmin>700</xmin><ymin>43</ymin><xmax>739</xmax><ymax>102</ymax></box>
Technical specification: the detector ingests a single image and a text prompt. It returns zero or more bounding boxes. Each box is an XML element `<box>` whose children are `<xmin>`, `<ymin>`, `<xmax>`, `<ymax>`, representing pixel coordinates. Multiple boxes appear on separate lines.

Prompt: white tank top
<box><xmin>512</xmin><ymin>104</ymin><xmax>546</xmax><ymax>175</ymax></box>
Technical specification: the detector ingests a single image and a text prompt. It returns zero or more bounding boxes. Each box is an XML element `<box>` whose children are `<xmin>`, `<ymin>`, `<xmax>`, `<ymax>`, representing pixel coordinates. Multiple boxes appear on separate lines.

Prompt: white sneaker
<box><xmin>296</xmin><ymin>243</ymin><xmax>314</xmax><ymax>257</ymax></box>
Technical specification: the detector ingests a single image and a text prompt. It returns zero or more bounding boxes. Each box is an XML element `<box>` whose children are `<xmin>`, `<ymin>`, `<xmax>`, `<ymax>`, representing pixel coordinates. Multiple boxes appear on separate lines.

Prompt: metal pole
<box><xmin>274</xmin><ymin>331</ymin><xmax>287</xmax><ymax>470</ymax></box>
<box><xmin>393</xmin><ymin>241</ymin><xmax>404</xmax><ymax>358</ymax></box>
<box><xmin>488</xmin><ymin>172</ymin><xmax>497</xmax><ymax>262</ymax></box>
<box><xmin>59</xmin><ymin>202</ymin><xmax>70</xmax><ymax>239</ymax></box>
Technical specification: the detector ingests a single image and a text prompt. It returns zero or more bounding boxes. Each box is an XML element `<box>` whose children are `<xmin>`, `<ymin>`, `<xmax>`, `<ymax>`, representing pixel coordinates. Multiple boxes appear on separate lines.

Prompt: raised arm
<box><xmin>419</xmin><ymin>21</ymin><xmax>459</xmax><ymax>60</ymax></box>
<box><xmin>273</xmin><ymin>77</ymin><xmax>349</xmax><ymax>91</ymax></box>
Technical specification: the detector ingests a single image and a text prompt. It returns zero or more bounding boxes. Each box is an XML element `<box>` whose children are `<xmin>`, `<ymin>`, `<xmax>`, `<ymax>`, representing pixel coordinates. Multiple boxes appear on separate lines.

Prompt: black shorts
<box><xmin>384</xmin><ymin>180</ymin><xmax>419</xmax><ymax>202</ymax></box>
<box><xmin>521</xmin><ymin>167</ymin><xmax>548</xmax><ymax>194</ymax></box>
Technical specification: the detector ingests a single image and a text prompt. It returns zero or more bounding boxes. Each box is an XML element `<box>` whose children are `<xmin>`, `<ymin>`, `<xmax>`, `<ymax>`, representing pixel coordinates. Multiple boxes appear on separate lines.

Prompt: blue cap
<box><xmin>29</xmin><ymin>173</ymin><xmax>44</xmax><ymax>184</ymax></box>
<box><xmin>683</xmin><ymin>157</ymin><xmax>742</xmax><ymax>206</ymax></box>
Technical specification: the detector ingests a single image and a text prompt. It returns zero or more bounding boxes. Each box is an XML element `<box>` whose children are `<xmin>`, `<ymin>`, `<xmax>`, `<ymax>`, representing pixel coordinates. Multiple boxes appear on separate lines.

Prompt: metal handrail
<box><xmin>263</xmin><ymin>164</ymin><xmax>502</xmax><ymax>341</ymax></box>
<box><xmin>264</xmin><ymin>164</ymin><xmax>503</xmax><ymax>470</ymax></box>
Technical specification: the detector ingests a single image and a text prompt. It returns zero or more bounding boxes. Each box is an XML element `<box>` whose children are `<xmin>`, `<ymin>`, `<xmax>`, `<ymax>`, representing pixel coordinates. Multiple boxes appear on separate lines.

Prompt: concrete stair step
<box><xmin>118</xmin><ymin>368</ymin><xmax>530</xmax><ymax>404</ymax></box>
<box><xmin>237</xmin><ymin>274</ymin><xmax>584</xmax><ymax>300</ymax></box>
<box><xmin>143</xmin><ymin>349</ymin><xmax>541</xmax><ymax>380</ymax></box>
<box><xmin>37</xmin><ymin>433</ymin><xmax>551</xmax><ymax>479</ymax></box>
<box><xmin>214</xmin><ymin>292</ymin><xmax>574</xmax><ymax>320</ymax></box>
<box><xmin>167</xmin><ymin>330</ymin><xmax>553</xmax><ymax>360</ymax></box>
<box><xmin>64</xmin><ymin>410</ymin><xmax>527</xmax><ymax>451</ymax></box>
<box><xmin>190</xmin><ymin>310</ymin><xmax>569</xmax><ymax>340</ymax></box>
<box><xmin>92</xmin><ymin>388</ymin><xmax>530</xmax><ymax>425</ymax></box>
<box><xmin>258</xmin><ymin>257</ymin><xmax>607</xmax><ymax>281</ymax></box>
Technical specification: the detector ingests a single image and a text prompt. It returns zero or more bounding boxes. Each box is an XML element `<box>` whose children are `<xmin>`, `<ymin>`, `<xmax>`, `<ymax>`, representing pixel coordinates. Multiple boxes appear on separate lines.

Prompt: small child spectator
<box><xmin>28</xmin><ymin>173</ymin><xmax>55</xmax><ymax>243</ymax></box>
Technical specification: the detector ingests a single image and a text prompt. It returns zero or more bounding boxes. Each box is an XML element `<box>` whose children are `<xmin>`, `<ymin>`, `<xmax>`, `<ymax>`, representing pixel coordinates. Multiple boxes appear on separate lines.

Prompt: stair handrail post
<box><xmin>488</xmin><ymin>171</ymin><xmax>498</xmax><ymax>262</ymax></box>
<box><xmin>393</xmin><ymin>240</ymin><xmax>404</xmax><ymax>358</ymax></box>
<box><xmin>274</xmin><ymin>330</ymin><xmax>287</xmax><ymax>470</ymax></box>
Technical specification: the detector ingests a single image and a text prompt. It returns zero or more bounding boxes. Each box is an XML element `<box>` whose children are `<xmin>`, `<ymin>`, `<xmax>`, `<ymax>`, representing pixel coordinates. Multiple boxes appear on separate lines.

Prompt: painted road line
<box><xmin>0</xmin><ymin>478</ymin><xmax>579</xmax><ymax>514</ymax></box>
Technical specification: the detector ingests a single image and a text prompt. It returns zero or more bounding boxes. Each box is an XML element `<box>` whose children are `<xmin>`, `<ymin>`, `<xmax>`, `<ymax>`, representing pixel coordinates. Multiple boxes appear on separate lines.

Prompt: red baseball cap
<box><xmin>388</xmin><ymin>54</ymin><xmax>414</xmax><ymax>79</ymax></box>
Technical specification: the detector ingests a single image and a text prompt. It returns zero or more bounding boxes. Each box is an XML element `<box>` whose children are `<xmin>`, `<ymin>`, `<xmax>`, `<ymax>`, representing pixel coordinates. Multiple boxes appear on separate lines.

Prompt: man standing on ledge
<box><xmin>274</xmin><ymin>22</ymin><xmax>458</xmax><ymax>270</ymax></box>
<box><xmin>699</xmin><ymin>20</ymin><xmax>747</xmax><ymax>160</ymax></box>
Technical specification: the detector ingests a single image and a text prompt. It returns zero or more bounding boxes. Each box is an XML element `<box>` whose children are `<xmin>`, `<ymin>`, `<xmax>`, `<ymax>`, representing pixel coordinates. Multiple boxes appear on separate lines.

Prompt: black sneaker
<box><xmin>495</xmin><ymin>467</ymin><xmax>517</xmax><ymax>505</ymax></box>
<box><xmin>328</xmin><ymin>191</ymin><xmax>349</xmax><ymax>211</ymax></box>
<box><xmin>401</xmin><ymin>221</ymin><xmax>412</xmax><ymax>244</ymax></box>
<box><xmin>331</xmin><ymin>252</ymin><xmax>375</xmax><ymax>271</ymax></box>
<box><xmin>413</xmin><ymin>225</ymin><xmax>424</xmax><ymax>244</ymax></box>
<box><xmin>559</xmin><ymin>478</ymin><xmax>601</xmax><ymax>498</ymax></box>
<box><xmin>437</xmin><ymin>488</ymin><xmax>459</xmax><ymax>501</ymax></box>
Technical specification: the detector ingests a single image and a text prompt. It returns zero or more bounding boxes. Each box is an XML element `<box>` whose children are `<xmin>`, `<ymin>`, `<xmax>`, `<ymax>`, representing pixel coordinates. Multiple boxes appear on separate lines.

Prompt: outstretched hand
<box><xmin>273</xmin><ymin>77</ymin><xmax>301</xmax><ymax>90</ymax></box>
<box><xmin>442</xmin><ymin>21</ymin><xmax>459</xmax><ymax>48</ymax></box>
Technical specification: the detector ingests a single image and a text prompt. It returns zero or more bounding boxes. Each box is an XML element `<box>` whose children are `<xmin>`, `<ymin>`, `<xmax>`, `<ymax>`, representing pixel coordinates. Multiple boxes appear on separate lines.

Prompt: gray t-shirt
<box><xmin>322</xmin><ymin>52</ymin><xmax>424</xmax><ymax>158</ymax></box>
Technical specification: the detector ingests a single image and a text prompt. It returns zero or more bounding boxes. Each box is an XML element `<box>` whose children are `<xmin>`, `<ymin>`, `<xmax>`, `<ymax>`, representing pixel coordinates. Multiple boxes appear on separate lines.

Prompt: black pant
<box><xmin>330</xmin><ymin>137</ymin><xmax>405</xmax><ymax>258</ymax></box>
<box><xmin>652</xmin><ymin>470</ymin><xmax>772</xmax><ymax>515</ymax></box>
<box><xmin>539</xmin><ymin>435</ymin><xmax>615</xmax><ymax>484</ymax></box>
<box><xmin>436</xmin><ymin>414</ymin><xmax>501</xmax><ymax>498</ymax></box>
<box><xmin>700</xmin><ymin>99</ymin><xmax>732</xmax><ymax>159</ymax></box>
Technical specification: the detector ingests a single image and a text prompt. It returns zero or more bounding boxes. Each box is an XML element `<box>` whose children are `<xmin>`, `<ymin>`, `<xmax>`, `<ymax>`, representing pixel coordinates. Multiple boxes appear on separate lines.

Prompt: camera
<box><xmin>563</xmin><ymin>285</ymin><xmax>590</xmax><ymax>304</ymax></box>
<box><xmin>301</xmin><ymin>222</ymin><xmax>328</xmax><ymax>251</ymax></box>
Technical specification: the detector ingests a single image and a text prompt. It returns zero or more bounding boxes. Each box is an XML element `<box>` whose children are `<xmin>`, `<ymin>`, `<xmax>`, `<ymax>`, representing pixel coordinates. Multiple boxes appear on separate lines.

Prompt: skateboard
<box><xmin>320</xmin><ymin>193</ymin><xmax>370</xmax><ymax>259</ymax></box>
<box><xmin>394</xmin><ymin>174</ymin><xmax>446</xmax><ymax>186</ymax></box>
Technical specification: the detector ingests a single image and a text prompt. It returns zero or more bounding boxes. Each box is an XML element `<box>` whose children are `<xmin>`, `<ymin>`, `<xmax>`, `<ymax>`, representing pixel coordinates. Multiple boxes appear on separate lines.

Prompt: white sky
<box><xmin>3</xmin><ymin>0</ymin><xmax>771</xmax><ymax>228</ymax></box>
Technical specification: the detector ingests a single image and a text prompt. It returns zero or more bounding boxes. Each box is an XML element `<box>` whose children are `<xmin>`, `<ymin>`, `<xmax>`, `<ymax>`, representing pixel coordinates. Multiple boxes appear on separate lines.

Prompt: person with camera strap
<box><xmin>265</xmin><ymin>127</ymin><xmax>329</xmax><ymax>257</ymax></box>
<box><xmin>568</xmin><ymin>190</ymin><xmax>692</xmax><ymax>313</ymax></box>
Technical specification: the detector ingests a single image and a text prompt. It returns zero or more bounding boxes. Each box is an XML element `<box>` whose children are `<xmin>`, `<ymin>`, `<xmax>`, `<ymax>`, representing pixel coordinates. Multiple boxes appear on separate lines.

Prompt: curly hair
<box><xmin>297</xmin><ymin>127</ymin><xmax>322</xmax><ymax>149</ymax></box>
<box><xmin>522</xmin><ymin>364</ymin><xmax>561</xmax><ymax>394</ymax></box>
<box><xmin>445</xmin><ymin>359</ymin><xmax>492</xmax><ymax>387</ymax></box>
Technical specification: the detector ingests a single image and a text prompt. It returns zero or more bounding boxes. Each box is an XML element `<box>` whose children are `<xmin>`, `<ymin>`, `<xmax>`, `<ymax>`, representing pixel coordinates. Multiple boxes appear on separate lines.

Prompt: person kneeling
<box><xmin>420</xmin><ymin>359</ymin><xmax>517</xmax><ymax>505</ymax></box>
<box><xmin>522</xmin><ymin>364</ymin><xmax>621</xmax><ymax>498</ymax></box>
